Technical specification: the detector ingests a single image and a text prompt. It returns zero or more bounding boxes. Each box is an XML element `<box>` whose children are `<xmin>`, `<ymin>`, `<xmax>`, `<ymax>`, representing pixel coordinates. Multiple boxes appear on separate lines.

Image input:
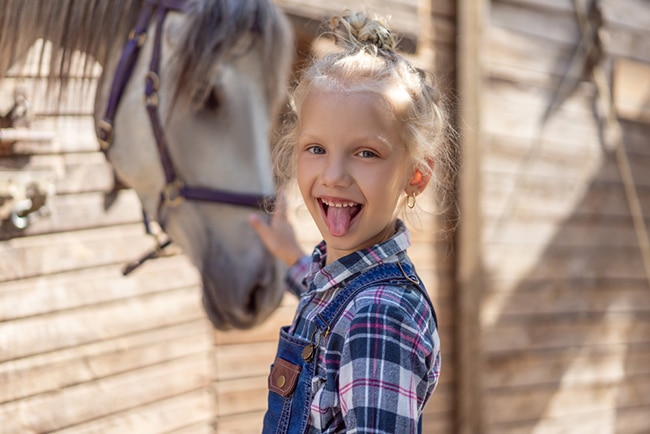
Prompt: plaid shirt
<box><xmin>284</xmin><ymin>220</ymin><xmax>441</xmax><ymax>433</ymax></box>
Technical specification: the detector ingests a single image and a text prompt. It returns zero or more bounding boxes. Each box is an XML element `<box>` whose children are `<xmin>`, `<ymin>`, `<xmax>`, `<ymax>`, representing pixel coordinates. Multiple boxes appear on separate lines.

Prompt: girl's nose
<box><xmin>321</xmin><ymin>155</ymin><xmax>350</xmax><ymax>187</ymax></box>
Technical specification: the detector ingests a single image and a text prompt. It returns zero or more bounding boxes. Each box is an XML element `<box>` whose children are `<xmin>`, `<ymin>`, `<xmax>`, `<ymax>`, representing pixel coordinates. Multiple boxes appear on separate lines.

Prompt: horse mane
<box><xmin>0</xmin><ymin>0</ymin><xmax>292</xmax><ymax>107</ymax></box>
<box><xmin>173</xmin><ymin>0</ymin><xmax>293</xmax><ymax>108</ymax></box>
<box><xmin>0</xmin><ymin>0</ymin><xmax>141</xmax><ymax>91</ymax></box>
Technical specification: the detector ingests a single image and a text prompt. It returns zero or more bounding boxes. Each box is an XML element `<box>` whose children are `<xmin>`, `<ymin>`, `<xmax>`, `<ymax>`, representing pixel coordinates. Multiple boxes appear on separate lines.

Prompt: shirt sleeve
<box><xmin>338</xmin><ymin>292</ymin><xmax>434</xmax><ymax>433</ymax></box>
<box><xmin>284</xmin><ymin>254</ymin><xmax>311</xmax><ymax>297</ymax></box>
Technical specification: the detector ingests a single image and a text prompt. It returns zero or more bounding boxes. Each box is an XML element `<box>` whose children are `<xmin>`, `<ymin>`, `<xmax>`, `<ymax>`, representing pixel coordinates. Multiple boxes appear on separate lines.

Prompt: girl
<box><xmin>249</xmin><ymin>10</ymin><xmax>453</xmax><ymax>434</ymax></box>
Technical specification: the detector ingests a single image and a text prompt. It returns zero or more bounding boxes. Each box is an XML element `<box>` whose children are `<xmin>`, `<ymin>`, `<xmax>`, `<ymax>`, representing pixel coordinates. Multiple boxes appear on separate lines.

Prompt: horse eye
<box><xmin>204</xmin><ymin>88</ymin><xmax>221</xmax><ymax>111</ymax></box>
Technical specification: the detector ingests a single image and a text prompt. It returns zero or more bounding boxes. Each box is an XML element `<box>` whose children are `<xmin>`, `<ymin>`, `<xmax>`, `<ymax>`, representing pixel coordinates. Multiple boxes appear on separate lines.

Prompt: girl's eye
<box><xmin>306</xmin><ymin>145</ymin><xmax>326</xmax><ymax>155</ymax></box>
<box><xmin>358</xmin><ymin>149</ymin><xmax>378</xmax><ymax>158</ymax></box>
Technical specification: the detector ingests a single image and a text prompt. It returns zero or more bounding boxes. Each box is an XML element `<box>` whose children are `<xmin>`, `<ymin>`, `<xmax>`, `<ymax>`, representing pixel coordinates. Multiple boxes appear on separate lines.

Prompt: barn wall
<box><xmin>0</xmin><ymin>43</ymin><xmax>215</xmax><ymax>433</ymax></box>
<box><xmin>475</xmin><ymin>0</ymin><xmax>650</xmax><ymax>432</ymax></box>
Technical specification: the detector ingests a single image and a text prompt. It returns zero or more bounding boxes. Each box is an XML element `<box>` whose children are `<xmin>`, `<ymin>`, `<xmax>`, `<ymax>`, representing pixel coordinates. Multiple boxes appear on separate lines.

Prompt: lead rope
<box><xmin>574</xmin><ymin>0</ymin><xmax>650</xmax><ymax>289</ymax></box>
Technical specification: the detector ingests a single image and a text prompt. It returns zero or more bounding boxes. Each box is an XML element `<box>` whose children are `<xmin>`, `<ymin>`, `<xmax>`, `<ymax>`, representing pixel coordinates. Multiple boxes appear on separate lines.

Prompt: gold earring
<box><xmin>406</xmin><ymin>192</ymin><xmax>416</xmax><ymax>209</ymax></box>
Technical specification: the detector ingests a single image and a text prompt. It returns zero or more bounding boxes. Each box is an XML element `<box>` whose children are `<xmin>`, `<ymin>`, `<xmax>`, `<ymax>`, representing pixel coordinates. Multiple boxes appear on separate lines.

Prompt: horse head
<box><xmin>94</xmin><ymin>0</ymin><xmax>294</xmax><ymax>329</ymax></box>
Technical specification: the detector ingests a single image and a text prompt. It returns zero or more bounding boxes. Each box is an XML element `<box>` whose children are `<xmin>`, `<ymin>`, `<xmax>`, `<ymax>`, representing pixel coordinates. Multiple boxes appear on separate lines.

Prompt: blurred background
<box><xmin>1</xmin><ymin>0</ymin><xmax>648</xmax><ymax>433</ymax></box>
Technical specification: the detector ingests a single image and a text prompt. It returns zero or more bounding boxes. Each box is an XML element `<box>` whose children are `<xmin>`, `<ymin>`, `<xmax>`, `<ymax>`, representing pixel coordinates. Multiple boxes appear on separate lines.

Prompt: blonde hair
<box><xmin>274</xmin><ymin>11</ymin><xmax>456</xmax><ymax>210</ymax></box>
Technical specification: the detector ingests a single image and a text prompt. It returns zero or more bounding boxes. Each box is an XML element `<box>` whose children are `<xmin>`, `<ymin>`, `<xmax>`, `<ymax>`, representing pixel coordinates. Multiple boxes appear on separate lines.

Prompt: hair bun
<box><xmin>329</xmin><ymin>11</ymin><xmax>397</xmax><ymax>52</ymax></box>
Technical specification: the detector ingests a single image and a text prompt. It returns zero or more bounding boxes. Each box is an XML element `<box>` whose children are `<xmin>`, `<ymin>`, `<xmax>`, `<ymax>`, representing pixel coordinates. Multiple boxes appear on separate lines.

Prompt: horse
<box><xmin>0</xmin><ymin>0</ymin><xmax>294</xmax><ymax>330</ymax></box>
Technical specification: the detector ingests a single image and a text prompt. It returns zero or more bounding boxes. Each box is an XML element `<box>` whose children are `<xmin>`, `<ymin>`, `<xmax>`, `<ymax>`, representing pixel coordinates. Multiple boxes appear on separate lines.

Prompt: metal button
<box><xmin>276</xmin><ymin>375</ymin><xmax>286</xmax><ymax>388</ymax></box>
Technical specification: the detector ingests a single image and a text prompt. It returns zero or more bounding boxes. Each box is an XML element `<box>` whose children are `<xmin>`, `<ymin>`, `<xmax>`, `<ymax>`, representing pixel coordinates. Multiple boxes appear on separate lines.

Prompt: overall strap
<box><xmin>314</xmin><ymin>262</ymin><xmax>437</xmax><ymax>333</ymax></box>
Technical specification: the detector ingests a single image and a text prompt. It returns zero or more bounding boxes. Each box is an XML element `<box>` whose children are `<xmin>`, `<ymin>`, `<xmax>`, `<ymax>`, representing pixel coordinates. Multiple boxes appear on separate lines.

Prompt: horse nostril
<box><xmin>245</xmin><ymin>284</ymin><xmax>264</xmax><ymax>314</ymax></box>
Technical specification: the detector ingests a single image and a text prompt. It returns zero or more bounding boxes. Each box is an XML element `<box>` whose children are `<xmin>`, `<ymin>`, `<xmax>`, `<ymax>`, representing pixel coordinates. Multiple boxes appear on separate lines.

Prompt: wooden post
<box><xmin>456</xmin><ymin>0</ymin><xmax>485</xmax><ymax>433</ymax></box>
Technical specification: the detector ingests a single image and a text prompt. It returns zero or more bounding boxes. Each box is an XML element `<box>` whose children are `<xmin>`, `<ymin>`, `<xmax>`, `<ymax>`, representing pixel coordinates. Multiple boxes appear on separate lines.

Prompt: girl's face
<box><xmin>296</xmin><ymin>89</ymin><xmax>412</xmax><ymax>264</ymax></box>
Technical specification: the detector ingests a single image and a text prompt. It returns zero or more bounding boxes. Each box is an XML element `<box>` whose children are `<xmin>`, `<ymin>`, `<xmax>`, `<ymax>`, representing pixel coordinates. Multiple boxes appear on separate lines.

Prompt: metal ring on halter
<box><xmin>145</xmin><ymin>71</ymin><xmax>160</xmax><ymax>91</ymax></box>
<box><xmin>406</xmin><ymin>192</ymin><xmax>416</xmax><ymax>209</ymax></box>
<box><xmin>161</xmin><ymin>179</ymin><xmax>186</xmax><ymax>207</ymax></box>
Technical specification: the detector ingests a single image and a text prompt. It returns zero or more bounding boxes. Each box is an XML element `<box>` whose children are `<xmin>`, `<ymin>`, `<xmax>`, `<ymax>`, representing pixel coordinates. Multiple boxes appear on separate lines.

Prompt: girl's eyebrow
<box><xmin>298</xmin><ymin>132</ymin><xmax>320</xmax><ymax>141</ymax></box>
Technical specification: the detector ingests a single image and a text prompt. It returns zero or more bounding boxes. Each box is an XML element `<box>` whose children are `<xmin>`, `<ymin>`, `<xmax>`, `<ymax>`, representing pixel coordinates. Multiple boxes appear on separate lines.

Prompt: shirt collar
<box><xmin>305</xmin><ymin>219</ymin><xmax>412</xmax><ymax>293</ymax></box>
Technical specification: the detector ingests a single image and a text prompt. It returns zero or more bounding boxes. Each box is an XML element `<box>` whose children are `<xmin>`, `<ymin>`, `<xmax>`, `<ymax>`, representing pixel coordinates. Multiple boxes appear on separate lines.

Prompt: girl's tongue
<box><xmin>323</xmin><ymin>202</ymin><xmax>361</xmax><ymax>237</ymax></box>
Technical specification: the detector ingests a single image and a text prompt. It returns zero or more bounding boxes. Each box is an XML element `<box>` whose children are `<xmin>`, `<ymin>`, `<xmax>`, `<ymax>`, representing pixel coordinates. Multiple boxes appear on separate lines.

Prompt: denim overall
<box><xmin>262</xmin><ymin>261</ymin><xmax>437</xmax><ymax>434</ymax></box>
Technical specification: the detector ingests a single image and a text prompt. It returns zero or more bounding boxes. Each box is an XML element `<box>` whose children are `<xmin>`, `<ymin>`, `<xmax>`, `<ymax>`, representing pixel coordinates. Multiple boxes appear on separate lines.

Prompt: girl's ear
<box><xmin>407</xmin><ymin>164</ymin><xmax>433</xmax><ymax>194</ymax></box>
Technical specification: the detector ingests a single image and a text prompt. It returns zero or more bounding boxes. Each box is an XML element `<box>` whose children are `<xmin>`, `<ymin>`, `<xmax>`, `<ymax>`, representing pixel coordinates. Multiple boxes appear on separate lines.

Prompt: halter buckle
<box><xmin>128</xmin><ymin>30</ymin><xmax>148</xmax><ymax>48</ymax></box>
<box><xmin>162</xmin><ymin>179</ymin><xmax>185</xmax><ymax>207</ymax></box>
<box><xmin>144</xmin><ymin>71</ymin><xmax>160</xmax><ymax>108</ymax></box>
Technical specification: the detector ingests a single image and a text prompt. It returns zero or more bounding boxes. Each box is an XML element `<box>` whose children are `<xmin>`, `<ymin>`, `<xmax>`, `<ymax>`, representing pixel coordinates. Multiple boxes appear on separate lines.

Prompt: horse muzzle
<box><xmin>200</xmin><ymin>252</ymin><xmax>283</xmax><ymax>330</ymax></box>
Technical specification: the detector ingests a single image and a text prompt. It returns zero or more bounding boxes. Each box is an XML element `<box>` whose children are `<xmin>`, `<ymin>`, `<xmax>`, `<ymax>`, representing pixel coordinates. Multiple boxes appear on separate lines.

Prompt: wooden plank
<box><xmin>483</xmin><ymin>134</ymin><xmax>650</xmax><ymax>186</ymax></box>
<box><xmin>484</xmin><ymin>315</ymin><xmax>650</xmax><ymax>353</ymax></box>
<box><xmin>1</xmin><ymin>320</ymin><xmax>209</xmax><ymax>404</ymax></box>
<box><xmin>483</xmin><ymin>81</ymin><xmax>601</xmax><ymax>144</ymax></box>
<box><xmin>2</xmin><ymin>38</ymin><xmax>101</xmax><ymax>79</ymax></box>
<box><xmin>495</xmin><ymin>0</ymin><xmax>574</xmax><ymax>13</ymax></box>
<box><xmin>0</xmin><ymin>152</ymin><xmax>115</xmax><ymax>194</ymax></box>
<box><xmin>431</xmin><ymin>0</ymin><xmax>457</xmax><ymax>19</ymax></box>
<box><xmin>168</xmin><ymin>422</ymin><xmax>215</xmax><ymax>434</ymax></box>
<box><xmin>214</xmin><ymin>342</ymin><xmax>277</xmax><ymax>381</ymax></box>
<box><xmin>601</xmin><ymin>0</ymin><xmax>650</xmax><ymax>33</ymax></box>
<box><xmin>482</xmin><ymin>173</ymin><xmax>650</xmax><ymax>220</ymax></box>
<box><xmin>422</xmin><ymin>387</ymin><xmax>455</xmax><ymax>434</ymax></box>
<box><xmin>620</xmin><ymin>120</ymin><xmax>650</xmax><ymax>155</ymax></box>
<box><xmin>215</xmin><ymin>411</ymin><xmax>265</xmax><ymax>434</ymax></box>
<box><xmin>604</xmin><ymin>26</ymin><xmax>650</xmax><ymax>63</ymax></box>
<box><xmin>486</xmin><ymin>73</ymin><xmax>597</xmax><ymax>116</ymax></box>
<box><xmin>456</xmin><ymin>0</ymin><xmax>485</xmax><ymax>432</ymax></box>
<box><xmin>422</xmin><ymin>386</ymin><xmax>455</xmax><ymax>432</ymax></box>
<box><xmin>0</xmin><ymin>355</ymin><xmax>211</xmax><ymax>433</ymax></box>
<box><xmin>0</xmin><ymin>286</ymin><xmax>206</xmax><ymax>361</ymax></box>
<box><xmin>483</xmin><ymin>217</ymin><xmax>646</xmax><ymax>249</ymax></box>
<box><xmin>0</xmin><ymin>77</ymin><xmax>97</xmax><ymax>115</ymax></box>
<box><xmin>491</xmin><ymin>0</ymin><xmax>580</xmax><ymax>44</ymax></box>
<box><xmin>484</xmin><ymin>244</ymin><xmax>648</xmax><ymax>281</ymax></box>
<box><xmin>421</xmin><ymin>416</ymin><xmax>453</xmax><ymax>434</ymax></box>
<box><xmin>485</xmin><ymin>345</ymin><xmax>650</xmax><ymax>389</ymax></box>
<box><xmin>485</xmin><ymin>376</ymin><xmax>650</xmax><ymax>425</ymax></box>
<box><xmin>0</xmin><ymin>255</ymin><xmax>198</xmax><ymax>321</ymax></box>
<box><xmin>214</xmin><ymin>303</ymin><xmax>297</xmax><ymax>345</ymax></box>
<box><xmin>489</xmin><ymin>406</ymin><xmax>650</xmax><ymax>434</ymax></box>
<box><xmin>214</xmin><ymin>375</ymin><xmax>268</xmax><ymax>417</ymax></box>
<box><xmin>0</xmin><ymin>223</ymin><xmax>158</xmax><ymax>281</ymax></box>
<box><xmin>487</xmin><ymin>26</ymin><xmax>578</xmax><ymax>85</ymax></box>
<box><xmin>1</xmin><ymin>189</ymin><xmax>143</xmax><ymax>240</ymax></box>
<box><xmin>614</xmin><ymin>58</ymin><xmax>650</xmax><ymax>123</ymax></box>
<box><xmin>52</xmin><ymin>390</ymin><xmax>213</xmax><ymax>434</ymax></box>
<box><xmin>430</xmin><ymin>16</ymin><xmax>457</xmax><ymax>45</ymax></box>
<box><xmin>423</xmin><ymin>382</ymin><xmax>455</xmax><ymax>413</ymax></box>
<box><xmin>481</xmin><ymin>140</ymin><xmax>604</xmax><ymax>183</ymax></box>
<box><xmin>8</xmin><ymin>116</ymin><xmax>99</xmax><ymax>155</ymax></box>
<box><xmin>276</xmin><ymin>0</ymin><xmax>421</xmax><ymax>38</ymax></box>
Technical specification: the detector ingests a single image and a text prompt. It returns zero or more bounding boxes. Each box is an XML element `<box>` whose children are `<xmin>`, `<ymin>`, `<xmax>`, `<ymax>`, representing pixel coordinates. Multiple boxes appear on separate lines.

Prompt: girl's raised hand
<box><xmin>249</xmin><ymin>193</ymin><xmax>305</xmax><ymax>267</ymax></box>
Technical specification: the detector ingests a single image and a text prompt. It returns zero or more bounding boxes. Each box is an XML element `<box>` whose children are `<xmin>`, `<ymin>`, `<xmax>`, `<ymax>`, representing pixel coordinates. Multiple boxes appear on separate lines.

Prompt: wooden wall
<box><xmin>469</xmin><ymin>0</ymin><xmax>650</xmax><ymax>432</ymax></box>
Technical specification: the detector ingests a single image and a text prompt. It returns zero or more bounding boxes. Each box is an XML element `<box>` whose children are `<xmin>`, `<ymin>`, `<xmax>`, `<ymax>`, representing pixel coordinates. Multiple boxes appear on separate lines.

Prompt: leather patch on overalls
<box><xmin>268</xmin><ymin>357</ymin><xmax>301</xmax><ymax>397</ymax></box>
